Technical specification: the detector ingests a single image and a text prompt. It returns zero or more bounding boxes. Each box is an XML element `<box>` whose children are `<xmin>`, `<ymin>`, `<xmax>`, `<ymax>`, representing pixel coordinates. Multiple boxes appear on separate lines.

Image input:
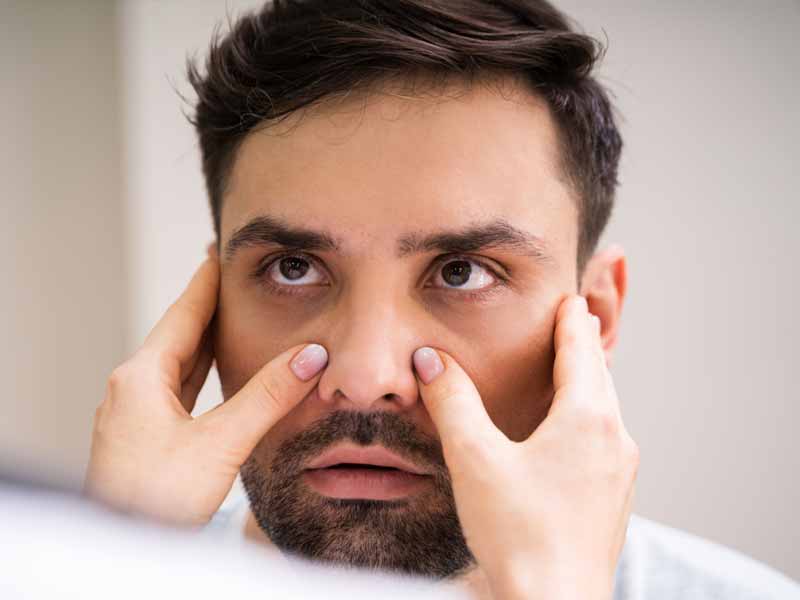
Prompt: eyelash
<box><xmin>251</xmin><ymin>251</ymin><xmax>509</xmax><ymax>302</ymax></box>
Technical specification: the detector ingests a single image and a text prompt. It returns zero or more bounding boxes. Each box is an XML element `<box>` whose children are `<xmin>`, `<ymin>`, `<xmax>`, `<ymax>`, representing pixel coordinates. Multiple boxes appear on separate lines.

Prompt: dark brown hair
<box><xmin>185</xmin><ymin>0</ymin><xmax>622</xmax><ymax>276</ymax></box>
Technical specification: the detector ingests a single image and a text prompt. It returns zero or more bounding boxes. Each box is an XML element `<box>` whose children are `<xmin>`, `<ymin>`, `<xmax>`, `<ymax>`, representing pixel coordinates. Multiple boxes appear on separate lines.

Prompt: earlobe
<box><xmin>579</xmin><ymin>244</ymin><xmax>627</xmax><ymax>362</ymax></box>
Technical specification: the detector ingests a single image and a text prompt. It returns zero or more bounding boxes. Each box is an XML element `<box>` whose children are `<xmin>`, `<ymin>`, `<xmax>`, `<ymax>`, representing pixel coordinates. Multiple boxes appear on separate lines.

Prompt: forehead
<box><xmin>222</xmin><ymin>73</ymin><xmax>576</xmax><ymax>256</ymax></box>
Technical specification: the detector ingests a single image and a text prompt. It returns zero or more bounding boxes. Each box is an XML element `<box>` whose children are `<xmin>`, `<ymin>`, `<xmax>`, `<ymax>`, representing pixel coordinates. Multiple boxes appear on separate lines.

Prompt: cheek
<box><xmin>214</xmin><ymin>275</ymin><xmax>558</xmax><ymax>445</ymax></box>
<box><xmin>459</xmin><ymin>302</ymin><xmax>556</xmax><ymax>442</ymax></box>
<box><xmin>213</xmin><ymin>284</ymin><xmax>329</xmax><ymax>470</ymax></box>
<box><xmin>214</xmin><ymin>279</ymin><xmax>321</xmax><ymax>398</ymax></box>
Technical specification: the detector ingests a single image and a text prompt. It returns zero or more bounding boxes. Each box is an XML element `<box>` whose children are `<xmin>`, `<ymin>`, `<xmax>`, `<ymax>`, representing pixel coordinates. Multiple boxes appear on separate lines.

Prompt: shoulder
<box><xmin>614</xmin><ymin>513</ymin><xmax>799</xmax><ymax>600</ymax></box>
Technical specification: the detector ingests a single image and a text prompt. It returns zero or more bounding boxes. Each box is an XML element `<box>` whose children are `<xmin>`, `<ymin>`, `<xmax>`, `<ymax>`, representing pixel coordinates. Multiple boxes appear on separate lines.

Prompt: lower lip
<box><xmin>303</xmin><ymin>467</ymin><xmax>431</xmax><ymax>501</ymax></box>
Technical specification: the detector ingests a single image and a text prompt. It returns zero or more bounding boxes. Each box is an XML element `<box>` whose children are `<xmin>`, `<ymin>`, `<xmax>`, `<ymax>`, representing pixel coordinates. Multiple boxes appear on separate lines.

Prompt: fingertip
<box><xmin>556</xmin><ymin>293</ymin><xmax>586</xmax><ymax>323</ymax></box>
<box><xmin>290</xmin><ymin>343</ymin><xmax>328</xmax><ymax>381</ymax></box>
<box><xmin>413</xmin><ymin>346</ymin><xmax>445</xmax><ymax>385</ymax></box>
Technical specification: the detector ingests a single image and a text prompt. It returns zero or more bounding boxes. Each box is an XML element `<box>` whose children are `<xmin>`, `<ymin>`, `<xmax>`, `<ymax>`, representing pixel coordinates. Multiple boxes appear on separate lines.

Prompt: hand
<box><xmin>412</xmin><ymin>295</ymin><xmax>639</xmax><ymax>600</ymax></box>
<box><xmin>83</xmin><ymin>256</ymin><xmax>329</xmax><ymax>526</ymax></box>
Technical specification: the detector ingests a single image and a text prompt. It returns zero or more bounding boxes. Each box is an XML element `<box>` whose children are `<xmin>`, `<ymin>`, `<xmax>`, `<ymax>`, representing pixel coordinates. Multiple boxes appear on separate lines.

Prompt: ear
<box><xmin>579</xmin><ymin>243</ymin><xmax>627</xmax><ymax>368</ymax></box>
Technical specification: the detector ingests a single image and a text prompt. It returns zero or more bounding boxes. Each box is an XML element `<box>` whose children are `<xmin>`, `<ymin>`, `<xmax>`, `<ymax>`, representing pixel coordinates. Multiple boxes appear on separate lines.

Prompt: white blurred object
<box><xmin>0</xmin><ymin>479</ymin><xmax>468</xmax><ymax>600</ymax></box>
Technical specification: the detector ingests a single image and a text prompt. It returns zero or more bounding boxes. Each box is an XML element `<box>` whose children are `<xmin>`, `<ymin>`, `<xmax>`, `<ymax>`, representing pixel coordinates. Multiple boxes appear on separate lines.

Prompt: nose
<box><xmin>314</xmin><ymin>284</ymin><xmax>425</xmax><ymax>413</ymax></box>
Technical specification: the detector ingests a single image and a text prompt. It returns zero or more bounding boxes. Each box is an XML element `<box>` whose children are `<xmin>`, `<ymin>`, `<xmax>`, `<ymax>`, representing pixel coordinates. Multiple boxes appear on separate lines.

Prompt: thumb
<box><xmin>413</xmin><ymin>347</ymin><xmax>503</xmax><ymax>460</ymax></box>
<box><xmin>198</xmin><ymin>342</ymin><xmax>328</xmax><ymax>453</ymax></box>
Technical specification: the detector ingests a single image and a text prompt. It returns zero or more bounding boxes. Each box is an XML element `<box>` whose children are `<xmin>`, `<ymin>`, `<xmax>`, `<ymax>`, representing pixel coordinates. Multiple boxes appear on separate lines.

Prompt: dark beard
<box><xmin>240</xmin><ymin>410</ymin><xmax>475</xmax><ymax>578</ymax></box>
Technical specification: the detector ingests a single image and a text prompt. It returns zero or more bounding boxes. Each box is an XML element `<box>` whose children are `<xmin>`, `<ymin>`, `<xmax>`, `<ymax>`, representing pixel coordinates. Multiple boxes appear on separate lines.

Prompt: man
<box><xmin>84</xmin><ymin>1</ymin><xmax>798</xmax><ymax>598</ymax></box>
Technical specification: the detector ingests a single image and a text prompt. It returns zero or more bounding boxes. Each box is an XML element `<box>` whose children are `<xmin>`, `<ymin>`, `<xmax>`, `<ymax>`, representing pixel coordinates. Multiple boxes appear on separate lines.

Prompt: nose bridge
<box><xmin>315</xmin><ymin>272</ymin><xmax>423</xmax><ymax>411</ymax></box>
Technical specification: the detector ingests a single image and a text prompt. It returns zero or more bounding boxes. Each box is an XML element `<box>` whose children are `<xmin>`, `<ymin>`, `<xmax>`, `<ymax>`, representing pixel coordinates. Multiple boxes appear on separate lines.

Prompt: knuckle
<box><xmin>254</xmin><ymin>371</ymin><xmax>291</xmax><ymax>415</ymax></box>
<box><xmin>91</xmin><ymin>398</ymin><xmax>116</xmax><ymax>438</ymax></box>
<box><xmin>597</xmin><ymin>411</ymin><xmax>621</xmax><ymax>438</ymax></box>
<box><xmin>107</xmin><ymin>362</ymin><xmax>135</xmax><ymax>392</ymax></box>
<box><xmin>624</xmin><ymin>436</ymin><xmax>641</xmax><ymax>471</ymax></box>
<box><xmin>92</xmin><ymin>401</ymin><xmax>107</xmax><ymax>425</ymax></box>
<box><xmin>107</xmin><ymin>350</ymin><xmax>162</xmax><ymax>393</ymax></box>
<box><xmin>431</xmin><ymin>382</ymin><xmax>463</xmax><ymax>410</ymax></box>
<box><xmin>610</xmin><ymin>434</ymin><xmax>640</xmax><ymax>486</ymax></box>
<box><xmin>576</xmin><ymin>406</ymin><xmax>621</xmax><ymax>440</ymax></box>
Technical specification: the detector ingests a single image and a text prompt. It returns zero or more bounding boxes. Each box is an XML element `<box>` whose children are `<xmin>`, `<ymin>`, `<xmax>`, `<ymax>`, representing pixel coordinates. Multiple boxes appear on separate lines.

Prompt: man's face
<box><xmin>214</xmin><ymin>74</ymin><xmax>578</xmax><ymax>577</ymax></box>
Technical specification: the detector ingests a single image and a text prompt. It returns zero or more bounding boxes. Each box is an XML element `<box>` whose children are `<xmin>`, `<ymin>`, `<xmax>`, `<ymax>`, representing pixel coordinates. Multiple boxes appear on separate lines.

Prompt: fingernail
<box><xmin>290</xmin><ymin>344</ymin><xmax>328</xmax><ymax>381</ymax></box>
<box><xmin>576</xmin><ymin>295</ymin><xmax>588</xmax><ymax>311</ymax></box>
<box><xmin>413</xmin><ymin>347</ymin><xmax>444</xmax><ymax>385</ymax></box>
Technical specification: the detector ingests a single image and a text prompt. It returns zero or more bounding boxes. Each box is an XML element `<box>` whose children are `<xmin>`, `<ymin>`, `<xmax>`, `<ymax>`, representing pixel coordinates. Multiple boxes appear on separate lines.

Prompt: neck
<box><xmin>242</xmin><ymin>508</ymin><xmax>493</xmax><ymax>599</ymax></box>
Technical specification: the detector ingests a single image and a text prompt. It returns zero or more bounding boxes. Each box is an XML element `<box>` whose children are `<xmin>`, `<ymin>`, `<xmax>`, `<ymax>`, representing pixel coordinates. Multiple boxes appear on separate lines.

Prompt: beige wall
<box><xmin>3</xmin><ymin>0</ymin><xmax>798</xmax><ymax>582</ymax></box>
<box><xmin>559</xmin><ymin>0</ymin><xmax>800</xmax><ymax>581</ymax></box>
<box><xmin>0</xmin><ymin>2</ymin><xmax>127</xmax><ymax>486</ymax></box>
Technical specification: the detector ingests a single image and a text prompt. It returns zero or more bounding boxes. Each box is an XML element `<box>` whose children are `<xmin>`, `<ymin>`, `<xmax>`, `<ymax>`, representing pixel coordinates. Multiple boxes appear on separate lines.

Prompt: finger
<box><xmin>144</xmin><ymin>257</ymin><xmax>219</xmax><ymax>369</ymax></box>
<box><xmin>589</xmin><ymin>313</ymin><xmax>608</xmax><ymax>368</ymax></box>
<box><xmin>413</xmin><ymin>347</ymin><xmax>505</xmax><ymax>461</ymax></box>
<box><xmin>588</xmin><ymin>312</ymin><xmax>624</xmax><ymax>420</ymax></box>
<box><xmin>198</xmin><ymin>343</ymin><xmax>328</xmax><ymax>453</ymax></box>
<box><xmin>550</xmin><ymin>295</ymin><xmax>615</xmax><ymax>417</ymax></box>
<box><xmin>180</xmin><ymin>331</ymin><xmax>214</xmax><ymax>414</ymax></box>
<box><xmin>602</xmin><ymin>351</ymin><xmax>623</xmax><ymax>421</ymax></box>
<box><xmin>181</xmin><ymin>323</ymin><xmax>209</xmax><ymax>382</ymax></box>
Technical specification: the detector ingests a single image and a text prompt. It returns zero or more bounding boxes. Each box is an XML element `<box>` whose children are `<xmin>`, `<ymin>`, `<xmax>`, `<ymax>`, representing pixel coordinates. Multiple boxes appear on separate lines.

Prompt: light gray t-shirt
<box><xmin>206</xmin><ymin>495</ymin><xmax>800</xmax><ymax>599</ymax></box>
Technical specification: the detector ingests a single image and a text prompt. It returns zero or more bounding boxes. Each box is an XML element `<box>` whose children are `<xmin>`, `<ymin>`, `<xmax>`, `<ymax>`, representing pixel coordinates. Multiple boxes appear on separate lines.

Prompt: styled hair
<box><xmin>185</xmin><ymin>0</ymin><xmax>622</xmax><ymax>276</ymax></box>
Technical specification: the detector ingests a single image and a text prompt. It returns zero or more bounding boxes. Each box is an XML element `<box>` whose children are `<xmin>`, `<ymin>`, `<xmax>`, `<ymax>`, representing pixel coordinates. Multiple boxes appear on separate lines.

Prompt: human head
<box><xmin>185</xmin><ymin>0</ymin><xmax>626</xmax><ymax>579</ymax></box>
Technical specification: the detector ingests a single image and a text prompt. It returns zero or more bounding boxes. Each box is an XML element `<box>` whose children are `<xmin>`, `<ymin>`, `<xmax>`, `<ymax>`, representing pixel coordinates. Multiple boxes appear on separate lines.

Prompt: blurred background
<box><xmin>1</xmin><ymin>0</ymin><xmax>798</xmax><ymax>581</ymax></box>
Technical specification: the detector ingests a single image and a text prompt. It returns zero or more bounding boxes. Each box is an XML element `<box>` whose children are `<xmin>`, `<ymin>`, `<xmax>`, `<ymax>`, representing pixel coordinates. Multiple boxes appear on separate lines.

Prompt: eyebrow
<box><xmin>223</xmin><ymin>214</ymin><xmax>551</xmax><ymax>264</ymax></box>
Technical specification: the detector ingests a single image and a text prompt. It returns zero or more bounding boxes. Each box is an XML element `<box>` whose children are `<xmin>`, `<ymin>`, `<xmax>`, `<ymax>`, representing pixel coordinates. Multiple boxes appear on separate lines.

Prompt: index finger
<box><xmin>143</xmin><ymin>256</ymin><xmax>220</xmax><ymax>365</ymax></box>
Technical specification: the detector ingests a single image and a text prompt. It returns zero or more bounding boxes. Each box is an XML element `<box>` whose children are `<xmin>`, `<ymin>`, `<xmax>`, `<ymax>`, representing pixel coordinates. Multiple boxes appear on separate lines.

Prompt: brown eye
<box><xmin>442</xmin><ymin>260</ymin><xmax>471</xmax><ymax>286</ymax></box>
<box><xmin>266</xmin><ymin>255</ymin><xmax>325</xmax><ymax>286</ymax></box>
<box><xmin>279</xmin><ymin>257</ymin><xmax>309</xmax><ymax>280</ymax></box>
<box><xmin>431</xmin><ymin>257</ymin><xmax>496</xmax><ymax>291</ymax></box>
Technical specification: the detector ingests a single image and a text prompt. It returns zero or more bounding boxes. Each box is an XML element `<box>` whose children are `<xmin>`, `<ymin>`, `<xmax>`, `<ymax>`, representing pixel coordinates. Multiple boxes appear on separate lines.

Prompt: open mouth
<box><xmin>302</xmin><ymin>444</ymin><xmax>431</xmax><ymax>501</ymax></box>
<box><xmin>324</xmin><ymin>463</ymin><xmax>402</xmax><ymax>471</ymax></box>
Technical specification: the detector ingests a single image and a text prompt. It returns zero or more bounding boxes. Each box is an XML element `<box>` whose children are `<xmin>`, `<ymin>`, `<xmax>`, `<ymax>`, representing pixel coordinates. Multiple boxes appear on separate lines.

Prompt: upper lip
<box><xmin>305</xmin><ymin>443</ymin><xmax>429</xmax><ymax>475</ymax></box>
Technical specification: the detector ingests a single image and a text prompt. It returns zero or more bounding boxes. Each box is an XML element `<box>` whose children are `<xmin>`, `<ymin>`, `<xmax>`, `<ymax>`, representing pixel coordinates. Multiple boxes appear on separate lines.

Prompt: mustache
<box><xmin>270</xmin><ymin>410</ymin><xmax>448</xmax><ymax>477</ymax></box>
